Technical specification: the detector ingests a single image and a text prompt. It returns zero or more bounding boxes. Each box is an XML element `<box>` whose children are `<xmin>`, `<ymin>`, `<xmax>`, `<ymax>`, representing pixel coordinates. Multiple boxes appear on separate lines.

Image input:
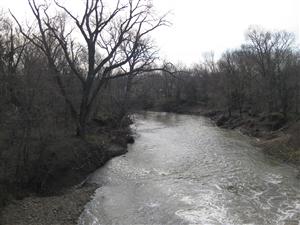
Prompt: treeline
<box><xmin>131</xmin><ymin>27</ymin><xmax>300</xmax><ymax>119</ymax></box>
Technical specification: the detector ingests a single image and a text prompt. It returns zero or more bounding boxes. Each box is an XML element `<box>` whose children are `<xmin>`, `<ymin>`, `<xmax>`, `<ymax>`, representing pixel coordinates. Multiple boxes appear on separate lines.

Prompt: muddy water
<box><xmin>79</xmin><ymin>112</ymin><xmax>300</xmax><ymax>225</ymax></box>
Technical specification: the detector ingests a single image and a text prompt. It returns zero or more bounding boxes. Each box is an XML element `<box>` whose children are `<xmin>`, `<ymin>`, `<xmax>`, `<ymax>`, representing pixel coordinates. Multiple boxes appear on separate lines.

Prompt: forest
<box><xmin>0</xmin><ymin>0</ymin><xmax>300</xmax><ymax>224</ymax></box>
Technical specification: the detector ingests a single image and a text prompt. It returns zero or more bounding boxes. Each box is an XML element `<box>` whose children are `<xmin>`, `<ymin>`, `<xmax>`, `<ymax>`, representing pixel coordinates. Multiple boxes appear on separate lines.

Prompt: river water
<box><xmin>79</xmin><ymin>112</ymin><xmax>300</xmax><ymax>225</ymax></box>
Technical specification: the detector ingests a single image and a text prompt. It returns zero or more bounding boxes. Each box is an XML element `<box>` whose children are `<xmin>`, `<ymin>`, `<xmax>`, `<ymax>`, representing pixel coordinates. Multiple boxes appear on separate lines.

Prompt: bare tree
<box><xmin>12</xmin><ymin>0</ymin><xmax>168</xmax><ymax>136</ymax></box>
<box><xmin>0</xmin><ymin>15</ymin><xmax>27</xmax><ymax>109</ymax></box>
<box><xmin>244</xmin><ymin>27</ymin><xmax>295</xmax><ymax>113</ymax></box>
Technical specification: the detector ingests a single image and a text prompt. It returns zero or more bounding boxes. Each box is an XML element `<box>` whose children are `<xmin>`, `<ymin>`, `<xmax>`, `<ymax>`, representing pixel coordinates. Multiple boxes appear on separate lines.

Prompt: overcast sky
<box><xmin>1</xmin><ymin>0</ymin><xmax>299</xmax><ymax>65</ymax></box>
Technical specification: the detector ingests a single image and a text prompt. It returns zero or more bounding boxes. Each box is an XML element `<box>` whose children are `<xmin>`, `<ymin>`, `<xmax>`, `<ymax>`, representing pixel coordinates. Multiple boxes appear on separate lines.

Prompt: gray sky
<box><xmin>1</xmin><ymin>0</ymin><xmax>299</xmax><ymax>65</ymax></box>
<box><xmin>151</xmin><ymin>0</ymin><xmax>300</xmax><ymax>65</ymax></box>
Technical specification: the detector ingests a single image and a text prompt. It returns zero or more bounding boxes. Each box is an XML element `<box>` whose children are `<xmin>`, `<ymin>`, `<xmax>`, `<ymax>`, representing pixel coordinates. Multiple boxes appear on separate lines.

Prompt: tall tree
<box><xmin>13</xmin><ymin>0</ymin><xmax>168</xmax><ymax>136</ymax></box>
<box><xmin>244</xmin><ymin>27</ymin><xmax>295</xmax><ymax>113</ymax></box>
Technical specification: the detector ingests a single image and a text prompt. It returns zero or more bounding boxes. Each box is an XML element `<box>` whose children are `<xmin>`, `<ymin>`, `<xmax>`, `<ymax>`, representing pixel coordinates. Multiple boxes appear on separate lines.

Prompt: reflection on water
<box><xmin>79</xmin><ymin>112</ymin><xmax>300</xmax><ymax>225</ymax></box>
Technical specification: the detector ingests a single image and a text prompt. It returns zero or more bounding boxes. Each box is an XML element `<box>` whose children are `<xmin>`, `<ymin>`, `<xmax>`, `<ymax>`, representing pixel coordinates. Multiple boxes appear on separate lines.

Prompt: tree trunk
<box><xmin>76</xmin><ymin>120</ymin><xmax>87</xmax><ymax>137</ymax></box>
<box><xmin>77</xmin><ymin>102</ymin><xmax>89</xmax><ymax>137</ymax></box>
<box><xmin>120</xmin><ymin>76</ymin><xmax>133</xmax><ymax>118</ymax></box>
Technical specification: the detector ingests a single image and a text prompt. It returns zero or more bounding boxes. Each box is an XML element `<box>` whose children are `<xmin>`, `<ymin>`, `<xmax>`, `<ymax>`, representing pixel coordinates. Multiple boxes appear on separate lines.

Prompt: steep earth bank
<box><xmin>0</xmin><ymin>118</ymin><xmax>134</xmax><ymax>225</ymax></box>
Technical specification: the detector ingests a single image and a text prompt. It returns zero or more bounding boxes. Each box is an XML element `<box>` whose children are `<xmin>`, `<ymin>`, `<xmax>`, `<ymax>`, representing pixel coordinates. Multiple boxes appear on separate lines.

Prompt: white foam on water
<box><xmin>180</xmin><ymin>196</ymin><xmax>195</xmax><ymax>205</ymax></box>
<box><xmin>175</xmin><ymin>208</ymin><xmax>234</xmax><ymax>225</ymax></box>
<box><xmin>175</xmin><ymin>209</ymin><xmax>209</xmax><ymax>224</ymax></box>
<box><xmin>277</xmin><ymin>198</ymin><xmax>300</xmax><ymax>225</ymax></box>
<box><xmin>262</xmin><ymin>173</ymin><xmax>283</xmax><ymax>184</ymax></box>
<box><xmin>147</xmin><ymin>202</ymin><xmax>160</xmax><ymax>208</ymax></box>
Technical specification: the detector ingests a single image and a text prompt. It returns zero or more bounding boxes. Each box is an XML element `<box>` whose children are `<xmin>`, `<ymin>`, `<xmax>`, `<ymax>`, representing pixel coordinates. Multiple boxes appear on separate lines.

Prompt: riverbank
<box><xmin>208</xmin><ymin>110</ymin><xmax>300</xmax><ymax>166</ymax></box>
<box><xmin>0</xmin><ymin>118</ymin><xmax>133</xmax><ymax>225</ymax></box>
<box><xmin>0</xmin><ymin>185</ymin><xmax>97</xmax><ymax>225</ymax></box>
<box><xmin>152</xmin><ymin>102</ymin><xmax>300</xmax><ymax>166</ymax></box>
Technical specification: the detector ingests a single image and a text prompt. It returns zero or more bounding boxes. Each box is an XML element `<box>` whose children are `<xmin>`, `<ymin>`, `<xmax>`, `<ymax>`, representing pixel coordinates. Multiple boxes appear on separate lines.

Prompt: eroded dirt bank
<box><xmin>0</xmin><ymin>119</ymin><xmax>133</xmax><ymax>225</ymax></box>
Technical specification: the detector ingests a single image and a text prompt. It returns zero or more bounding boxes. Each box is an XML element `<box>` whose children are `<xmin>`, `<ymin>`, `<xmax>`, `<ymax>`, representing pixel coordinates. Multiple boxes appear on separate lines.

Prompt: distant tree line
<box><xmin>131</xmin><ymin>27</ymin><xmax>300</xmax><ymax>119</ymax></box>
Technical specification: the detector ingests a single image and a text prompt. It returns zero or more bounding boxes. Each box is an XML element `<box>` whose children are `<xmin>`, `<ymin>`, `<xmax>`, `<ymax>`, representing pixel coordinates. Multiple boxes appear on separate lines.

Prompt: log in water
<box><xmin>79</xmin><ymin>112</ymin><xmax>300</xmax><ymax>225</ymax></box>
